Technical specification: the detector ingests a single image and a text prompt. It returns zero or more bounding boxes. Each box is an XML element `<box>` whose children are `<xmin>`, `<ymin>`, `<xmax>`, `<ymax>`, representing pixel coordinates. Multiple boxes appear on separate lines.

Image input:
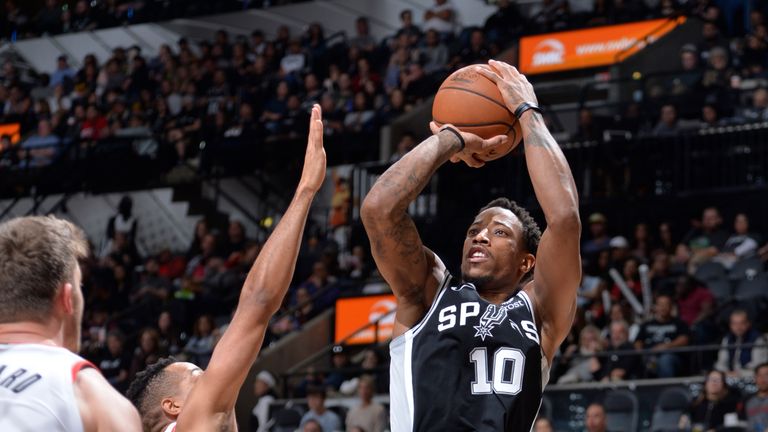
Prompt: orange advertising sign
<box><xmin>519</xmin><ymin>18</ymin><xmax>685</xmax><ymax>74</ymax></box>
<box><xmin>335</xmin><ymin>294</ymin><xmax>397</xmax><ymax>344</ymax></box>
<box><xmin>0</xmin><ymin>123</ymin><xmax>21</xmax><ymax>144</ymax></box>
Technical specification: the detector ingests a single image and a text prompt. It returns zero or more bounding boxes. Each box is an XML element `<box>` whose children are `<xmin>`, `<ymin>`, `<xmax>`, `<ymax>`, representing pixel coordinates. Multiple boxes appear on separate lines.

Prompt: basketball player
<box><xmin>0</xmin><ymin>216</ymin><xmax>142</xmax><ymax>431</ymax></box>
<box><xmin>361</xmin><ymin>60</ymin><xmax>581</xmax><ymax>431</ymax></box>
<box><xmin>126</xmin><ymin>104</ymin><xmax>327</xmax><ymax>432</ymax></box>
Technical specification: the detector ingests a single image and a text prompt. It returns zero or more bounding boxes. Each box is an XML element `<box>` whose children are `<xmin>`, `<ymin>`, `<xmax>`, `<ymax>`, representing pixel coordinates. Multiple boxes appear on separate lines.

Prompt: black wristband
<box><xmin>440</xmin><ymin>126</ymin><xmax>465</xmax><ymax>151</ymax></box>
<box><xmin>513</xmin><ymin>102</ymin><xmax>543</xmax><ymax>119</ymax></box>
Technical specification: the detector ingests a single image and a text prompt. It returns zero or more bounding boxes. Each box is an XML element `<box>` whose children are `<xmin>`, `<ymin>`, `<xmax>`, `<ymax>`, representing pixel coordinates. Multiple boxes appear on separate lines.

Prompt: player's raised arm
<box><xmin>477</xmin><ymin>60</ymin><xmax>581</xmax><ymax>361</ymax></box>
<box><xmin>361</xmin><ymin>124</ymin><xmax>506</xmax><ymax>335</ymax></box>
<box><xmin>176</xmin><ymin>104</ymin><xmax>326</xmax><ymax>428</ymax></box>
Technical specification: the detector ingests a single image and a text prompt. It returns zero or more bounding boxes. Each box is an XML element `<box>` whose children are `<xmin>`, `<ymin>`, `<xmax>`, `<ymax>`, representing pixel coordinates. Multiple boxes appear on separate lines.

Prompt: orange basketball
<box><xmin>432</xmin><ymin>64</ymin><xmax>523</xmax><ymax>161</ymax></box>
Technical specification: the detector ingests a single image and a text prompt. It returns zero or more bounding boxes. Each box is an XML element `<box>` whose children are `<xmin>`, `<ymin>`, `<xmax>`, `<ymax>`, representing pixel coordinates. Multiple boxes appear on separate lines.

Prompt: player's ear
<box><xmin>161</xmin><ymin>397</ymin><xmax>182</xmax><ymax>418</ymax></box>
<box><xmin>58</xmin><ymin>282</ymin><xmax>75</xmax><ymax>315</ymax></box>
<box><xmin>520</xmin><ymin>253</ymin><xmax>535</xmax><ymax>274</ymax></box>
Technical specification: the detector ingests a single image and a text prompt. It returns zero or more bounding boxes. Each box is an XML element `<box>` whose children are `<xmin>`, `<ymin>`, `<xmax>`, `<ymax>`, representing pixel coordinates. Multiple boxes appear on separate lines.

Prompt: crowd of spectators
<box><xmin>570</xmin><ymin>1</ymin><xmax>768</xmax><ymax>143</ymax></box>
<box><xmin>555</xmin><ymin>205</ymin><xmax>768</xmax><ymax>385</ymax></box>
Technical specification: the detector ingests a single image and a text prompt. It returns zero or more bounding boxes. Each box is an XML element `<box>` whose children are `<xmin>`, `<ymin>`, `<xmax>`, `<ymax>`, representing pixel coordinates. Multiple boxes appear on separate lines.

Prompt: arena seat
<box><xmin>706</xmin><ymin>277</ymin><xmax>734</xmax><ymax>301</ymax></box>
<box><xmin>730</xmin><ymin>257</ymin><xmax>765</xmax><ymax>282</ymax></box>
<box><xmin>650</xmin><ymin>387</ymin><xmax>690</xmax><ymax>432</ymax></box>
<box><xmin>604</xmin><ymin>389</ymin><xmax>639</xmax><ymax>432</ymax></box>
<box><xmin>695</xmin><ymin>261</ymin><xmax>728</xmax><ymax>282</ymax></box>
<box><xmin>733</xmin><ymin>273</ymin><xmax>768</xmax><ymax>301</ymax></box>
<box><xmin>271</xmin><ymin>407</ymin><xmax>303</xmax><ymax>432</ymax></box>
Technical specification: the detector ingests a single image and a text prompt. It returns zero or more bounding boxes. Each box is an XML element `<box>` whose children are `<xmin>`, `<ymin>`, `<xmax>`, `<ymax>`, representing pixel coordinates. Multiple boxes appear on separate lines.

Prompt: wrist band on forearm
<box><xmin>514</xmin><ymin>102</ymin><xmax>543</xmax><ymax>119</ymax></box>
<box><xmin>440</xmin><ymin>126</ymin><xmax>465</xmax><ymax>151</ymax></box>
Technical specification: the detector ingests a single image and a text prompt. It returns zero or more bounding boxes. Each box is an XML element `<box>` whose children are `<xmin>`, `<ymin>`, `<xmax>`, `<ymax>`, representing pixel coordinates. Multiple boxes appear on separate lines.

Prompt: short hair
<box><xmin>306</xmin><ymin>385</ymin><xmax>326</xmax><ymax>398</ymax></box>
<box><xmin>126</xmin><ymin>357</ymin><xmax>180</xmax><ymax>431</ymax></box>
<box><xmin>755</xmin><ymin>362</ymin><xmax>768</xmax><ymax>375</ymax></box>
<box><xmin>0</xmin><ymin>216</ymin><xmax>88</xmax><ymax>323</ymax></box>
<box><xmin>479</xmin><ymin>198</ymin><xmax>542</xmax><ymax>255</ymax></box>
<box><xmin>730</xmin><ymin>308</ymin><xmax>750</xmax><ymax>321</ymax></box>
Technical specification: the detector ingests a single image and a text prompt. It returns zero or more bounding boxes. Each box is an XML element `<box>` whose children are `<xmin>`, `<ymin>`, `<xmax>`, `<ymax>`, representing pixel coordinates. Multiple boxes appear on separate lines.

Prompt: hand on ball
<box><xmin>476</xmin><ymin>60</ymin><xmax>538</xmax><ymax>115</ymax></box>
<box><xmin>429</xmin><ymin>121</ymin><xmax>508</xmax><ymax>168</ymax></box>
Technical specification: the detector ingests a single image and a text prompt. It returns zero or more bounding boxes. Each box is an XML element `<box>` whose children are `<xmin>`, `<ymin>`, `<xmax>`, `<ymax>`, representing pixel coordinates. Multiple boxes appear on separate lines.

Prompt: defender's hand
<box><xmin>476</xmin><ymin>60</ymin><xmax>538</xmax><ymax>114</ymax></box>
<box><xmin>298</xmin><ymin>104</ymin><xmax>326</xmax><ymax>193</ymax></box>
<box><xmin>429</xmin><ymin>121</ymin><xmax>507</xmax><ymax>168</ymax></box>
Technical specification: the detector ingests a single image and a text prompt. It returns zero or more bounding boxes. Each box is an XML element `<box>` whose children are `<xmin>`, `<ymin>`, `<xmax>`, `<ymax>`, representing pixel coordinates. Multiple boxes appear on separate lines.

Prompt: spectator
<box><xmin>714</xmin><ymin>309</ymin><xmax>768</xmax><ymax>377</ymax></box>
<box><xmin>671</xmin><ymin>44</ymin><xmax>703</xmax><ymax>97</ymax></box>
<box><xmin>20</xmin><ymin>118</ymin><xmax>61</xmax><ymax>166</ymax></box>
<box><xmin>582</xmin><ymin>213</ymin><xmax>610</xmax><ymax>266</ymax></box>
<box><xmin>299</xmin><ymin>386</ymin><xmax>342</xmax><ymax>432</ymax></box>
<box><xmin>349</xmin><ymin>17</ymin><xmax>376</xmax><ymax>53</ymax></box>
<box><xmin>71</xmin><ymin>0</ymin><xmax>96</xmax><ymax>32</ymax></box>
<box><xmin>187</xmin><ymin>219</ymin><xmax>209</xmax><ymax>260</ymax></box>
<box><xmin>674</xmin><ymin>275</ymin><xmax>715</xmax><ymax>345</ymax></box>
<box><xmin>421</xmin><ymin>29</ymin><xmax>449</xmax><ymax>76</ymax></box>
<box><xmin>106</xmin><ymin>195</ymin><xmax>138</xmax><ymax>251</ymax></box>
<box><xmin>222</xmin><ymin>219</ymin><xmax>249</xmax><ymax>259</ymax></box>
<box><xmin>456</xmin><ymin>28</ymin><xmax>490</xmax><ymax>66</ymax></box>
<box><xmin>683</xmin><ymin>207</ymin><xmax>729</xmax><ymax>268</ymax></box>
<box><xmin>389</xmin><ymin>131</ymin><xmax>416</xmax><ymax>163</ymax></box>
<box><xmin>98</xmin><ymin>330</ymin><xmax>132</xmax><ymax>392</ymax></box>
<box><xmin>483</xmin><ymin>0</ymin><xmax>523</xmax><ymax>44</ymax></box>
<box><xmin>533</xmin><ymin>417</ymin><xmax>555</xmax><ymax>432</ymax></box>
<box><xmin>601</xmin><ymin>320</ymin><xmax>643</xmax><ymax>381</ymax></box>
<box><xmin>280</xmin><ymin>40</ymin><xmax>306</xmax><ymax>76</ymax></box>
<box><xmin>156</xmin><ymin>310</ymin><xmax>181</xmax><ymax>355</ymax></box>
<box><xmin>324</xmin><ymin>345</ymin><xmax>353</xmax><ymax>392</ymax></box>
<box><xmin>680</xmin><ymin>370</ymin><xmax>741</xmax><ymax>431</ymax></box>
<box><xmin>302</xmin><ymin>419</ymin><xmax>323</xmax><ymax>432</ymax></box>
<box><xmin>80</xmin><ymin>104</ymin><xmax>108</xmax><ymax>140</ymax></box>
<box><xmin>609</xmin><ymin>236</ymin><xmax>631</xmax><ymax>268</ymax></box>
<box><xmin>635</xmin><ymin>294</ymin><xmax>690</xmax><ymax>378</ymax></box>
<box><xmin>345</xmin><ymin>375</ymin><xmax>386</xmax><ymax>432</ymax></box>
<box><xmin>610</xmin><ymin>257</ymin><xmax>641</xmax><ymax>301</ymax></box>
<box><xmin>344</xmin><ymin>92</ymin><xmax>376</xmax><ymax>133</ymax></box>
<box><xmin>745</xmin><ymin>363</ymin><xmax>768</xmax><ymax>432</ymax></box>
<box><xmin>183</xmin><ymin>314</ymin><xmax>216</xmax><ymax>368</ymax></box>
<box><xmin>250</xmin><ymin>371</ymin><xmax>277</xmax><ymax>432</ymax></box>
<box><xmin>36</xmin><ymin>0</ymin><xmax>62</xmax><ymax>35</ymax></box>
<box><xmin>423</xmin><ymin>0</ymin><xmax>457</xmax><ymax>36</ymax></box>
<box><xmin>50</xmin><ymin>55</ymin><xmax>76</xmax><ymax>89</ymax></box>
<box><xmin>652</xmin><ymin>104</ymin><xmax>681</xmax><ymax>137</ymax></box>
<box><xmin>649</xmin><ymin>250</ymin><xmax>677</xmax><ymax>294</ymax></box>
<box><xmin>585</xmin><ymin>403</ymin><xmax>607</xmax><ymax>432</ymax></box>
<box><xmin>394</xmin><ymin>9</ymin><xmax>421</xmax><ymax>46</ymax></box>
<box><xmin>631</xmin><ymin>222</ymin><xmax>653</xmax><ymax>261</ymax></box>
<box><xmin>557</xmin><ymin>325</ymin><xmax>603</xmax><ymax>384</ymax></box>
<box><xmin>741</xmin><ymin>88</ymin><xmax>768</xmax><ymax>122</ymax></box>
<box><xmin>717</xmin><ymin>213</ymin><xmax>761</xmax><ymax>267</ymax></box>
<box><xmin>129</xmin><ymin>327</ymin><xmax>163</xmax><ymax>379</ymax></box>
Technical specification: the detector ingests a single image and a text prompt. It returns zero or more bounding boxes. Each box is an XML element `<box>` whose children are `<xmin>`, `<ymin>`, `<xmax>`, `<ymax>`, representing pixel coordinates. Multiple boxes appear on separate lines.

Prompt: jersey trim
<box><xmin>70</xmin><ymin>360</ymin><xmax>97</xmax><ymax>383</ymax></box>
<box><xmin>519</xmin><ymin>290</ymin><xmax>536</xmax><ymax>329</ymax></box>
<box><xmin>163</xmin><ymin>422</ymin><xmax>177</xmax><ymax>432</ymax></box>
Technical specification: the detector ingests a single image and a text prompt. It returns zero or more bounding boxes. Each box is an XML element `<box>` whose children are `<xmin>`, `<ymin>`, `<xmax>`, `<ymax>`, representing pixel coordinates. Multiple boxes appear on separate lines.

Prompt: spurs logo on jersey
<box><xmin>390</xmin><ymin>273</ymin><xmax>551</xmax><ymax>432</ymax></box>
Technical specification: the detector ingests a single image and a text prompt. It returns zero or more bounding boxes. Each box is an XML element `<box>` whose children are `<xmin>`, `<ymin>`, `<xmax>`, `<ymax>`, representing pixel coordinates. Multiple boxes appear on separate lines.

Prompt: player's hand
<box><xmin>476</xmin><ymin>60</ymin><xmax>538</xmax><ymax>114</ymax></box>
<box><xmin>429</xmin><ymin>121</ymin><xmax>507</xmax><ymax>168</ymax></box>
<box><xmin>298</xmin><ymin>104</ymin><xmax>326</xmax><ymax>193</ymax></box>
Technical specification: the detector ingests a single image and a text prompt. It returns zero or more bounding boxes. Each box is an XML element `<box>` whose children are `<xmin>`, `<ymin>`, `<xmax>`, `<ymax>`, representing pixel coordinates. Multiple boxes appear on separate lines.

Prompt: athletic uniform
<box><xmin>0</xmin><ymin>343</ymin><xmax>95</xmax><ymax>431</ymax></box>
<box><xmin>390</xmin><ymin>273</ymin><xmax>550</xmax><ymax>431</ymax></box>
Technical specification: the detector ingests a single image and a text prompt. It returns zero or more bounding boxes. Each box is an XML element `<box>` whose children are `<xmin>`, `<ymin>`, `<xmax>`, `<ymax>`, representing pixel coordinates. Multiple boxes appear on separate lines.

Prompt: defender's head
<box><xmin>127</xmin><ymin>358</ymin><xmax>203</xmax><ymax>431</ymax></box>
<box><xmin>461</xmin><ymin>198</ymin><xmax>541</xmax><ymax>291</ymax></box>
<box><xmin>0</xmin><ymin>216</ymin><xmax>89</xmax><ymax>351</ymax></box>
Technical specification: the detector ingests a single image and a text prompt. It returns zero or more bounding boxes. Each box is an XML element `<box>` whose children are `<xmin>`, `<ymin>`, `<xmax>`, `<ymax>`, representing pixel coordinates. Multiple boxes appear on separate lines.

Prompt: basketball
<box><xmin>432</xmin><ymin>64</ymin><xmax>523</xmax><ymax>161</ymax></box>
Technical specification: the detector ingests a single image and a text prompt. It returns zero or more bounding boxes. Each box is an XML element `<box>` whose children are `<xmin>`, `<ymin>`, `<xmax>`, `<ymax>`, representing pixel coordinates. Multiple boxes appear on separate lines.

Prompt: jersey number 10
<box><xmin>469</xmin><ymin>347</ymin><xmax>525</xmax><ymax>395</ymax></box>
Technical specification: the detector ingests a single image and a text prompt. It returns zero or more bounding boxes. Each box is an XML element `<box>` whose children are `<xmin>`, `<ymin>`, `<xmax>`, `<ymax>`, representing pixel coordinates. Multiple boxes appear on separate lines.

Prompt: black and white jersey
<box><xmin>390</xmin><ymin>273</ymin><xmax>550</xmax><ymax>432</ymax></box>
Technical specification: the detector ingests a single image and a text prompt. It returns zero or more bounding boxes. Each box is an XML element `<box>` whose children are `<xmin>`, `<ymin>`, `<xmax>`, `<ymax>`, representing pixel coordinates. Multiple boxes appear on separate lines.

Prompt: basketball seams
<box><xmin>437</xmin><ymin>86</ymin><xmax>510</xmax><ymax>111</ymax></box>
<box><xmin>432</xmin><ymin>118</ymin><xmax>515</xmax><ymax>128</ymax></box>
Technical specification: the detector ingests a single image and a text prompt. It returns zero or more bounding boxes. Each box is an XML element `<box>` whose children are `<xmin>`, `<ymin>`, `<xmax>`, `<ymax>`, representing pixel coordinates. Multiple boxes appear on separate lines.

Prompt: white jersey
<box><xmin>0</xmin><ymin>343</ymin><xmax>95</xmax><ymax>432</ymax></box>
